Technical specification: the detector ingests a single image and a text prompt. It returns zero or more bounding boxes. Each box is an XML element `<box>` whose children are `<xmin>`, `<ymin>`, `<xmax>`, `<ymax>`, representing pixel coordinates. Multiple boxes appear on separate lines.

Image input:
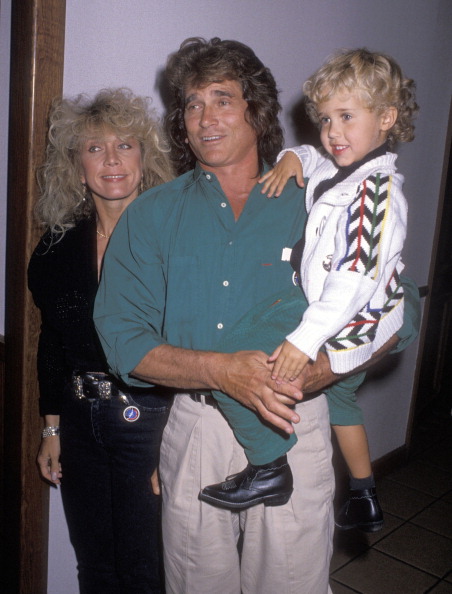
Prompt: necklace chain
<box><xmin>96</xmin><ymin>229</ymin><xmax>111</xmax><ymax>239</ymax></box>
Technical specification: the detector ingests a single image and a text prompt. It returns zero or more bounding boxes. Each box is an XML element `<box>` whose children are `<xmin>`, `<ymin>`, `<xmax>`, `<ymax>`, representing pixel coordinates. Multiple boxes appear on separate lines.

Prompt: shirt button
<box><xmin>220</xmin><ymin>202</ymin><xmax>227</xmax><ymax>208</ymax></box>
<box><xmin>206</xmin><ymin>174</ymin><xmax>211</xmax><ymax>180</ymax></box>
<box><xmin>217</xmin><ymin>323</ymin><xmax>223</xmax><ymax>330</ymax></box>
<box><xmin>223</xmin><ymin>280</ymin><xmax>229</xmax><ymax>287</ymax></box>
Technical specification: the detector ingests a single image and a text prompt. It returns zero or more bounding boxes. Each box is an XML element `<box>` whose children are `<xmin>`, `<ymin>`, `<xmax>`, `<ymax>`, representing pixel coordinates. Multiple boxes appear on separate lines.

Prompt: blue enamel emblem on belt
<box><xmin>123</xmin><ymin>406</ymin><xmax>140</xmax><ymax>422</ymax></box>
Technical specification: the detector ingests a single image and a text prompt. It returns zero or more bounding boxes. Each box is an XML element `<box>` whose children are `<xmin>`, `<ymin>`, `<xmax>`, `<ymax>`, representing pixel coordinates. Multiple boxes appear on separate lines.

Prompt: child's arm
<box><xmin>259</xmin><ymin>151</ymin><xmax>305</xmax><ymax>198</ymax></box>
<box><xmin>268</xmin><ymin>339</ymin><xmax>310</xmax><ymax>383</ymax></box>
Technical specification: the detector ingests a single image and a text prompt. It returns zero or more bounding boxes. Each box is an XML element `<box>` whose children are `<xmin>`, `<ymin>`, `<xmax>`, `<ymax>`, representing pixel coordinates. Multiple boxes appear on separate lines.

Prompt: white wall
<box><xmin>1</xmin><ymin>0</ymin><xmax>450</xmax><ymax>590</ymax></box>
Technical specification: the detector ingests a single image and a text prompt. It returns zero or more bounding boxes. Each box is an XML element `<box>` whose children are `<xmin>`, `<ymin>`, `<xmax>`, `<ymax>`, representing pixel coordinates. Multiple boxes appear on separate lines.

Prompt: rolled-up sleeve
<box><xmin>94</xmin><ymin>194</ymin><xmax>167</xmax><ymax>386</ymax></box>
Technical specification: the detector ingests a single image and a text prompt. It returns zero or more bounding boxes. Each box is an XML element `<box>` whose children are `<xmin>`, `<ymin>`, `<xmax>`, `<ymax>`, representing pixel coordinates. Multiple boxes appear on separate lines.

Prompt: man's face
<box><xmin>183</xmin><ymin>79</ymin><xmax>258</xmax><ymax>173</ymax></box>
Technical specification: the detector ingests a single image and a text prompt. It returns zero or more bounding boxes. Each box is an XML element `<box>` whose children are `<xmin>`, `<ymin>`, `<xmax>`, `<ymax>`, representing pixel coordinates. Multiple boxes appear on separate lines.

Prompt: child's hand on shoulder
<box><xmin>259</xmin><ymin>151</ymin><xmax>305</xmax><ymax>198</ymax></box>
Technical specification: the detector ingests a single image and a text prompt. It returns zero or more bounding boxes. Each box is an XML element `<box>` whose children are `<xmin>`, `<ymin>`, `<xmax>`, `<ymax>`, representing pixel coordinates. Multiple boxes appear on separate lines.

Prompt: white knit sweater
<box><xmin>281</xmin><ymin>145</ymin><xmax>406</xmax><ymax>373</ymax></box>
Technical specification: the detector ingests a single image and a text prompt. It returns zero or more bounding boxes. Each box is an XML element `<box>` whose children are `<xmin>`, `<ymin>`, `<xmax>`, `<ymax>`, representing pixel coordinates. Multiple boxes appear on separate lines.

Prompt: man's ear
<box><xmin>381</xmin><ymin>106</ymin><xmax>398</xmax><ymax>131</ymax></box>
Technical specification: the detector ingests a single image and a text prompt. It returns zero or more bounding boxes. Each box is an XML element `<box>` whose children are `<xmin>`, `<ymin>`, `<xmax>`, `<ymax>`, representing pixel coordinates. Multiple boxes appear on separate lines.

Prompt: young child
<box><xmin>199</xmin><ymin>48</ymin><xmax>418</xmax><ymax>533</ymax></box>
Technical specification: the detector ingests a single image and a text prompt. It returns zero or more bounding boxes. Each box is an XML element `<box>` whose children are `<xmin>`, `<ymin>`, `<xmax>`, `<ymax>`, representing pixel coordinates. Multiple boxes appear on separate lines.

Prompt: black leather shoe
<box><xmin>199</xmin><ymin>455</ymin><xmax>293</xmax><ymax>511</ymax></box>
<box><xmin>335</xmin><ymin>487</ymin><xmax>384</xmax><ymax>533</ymax></box>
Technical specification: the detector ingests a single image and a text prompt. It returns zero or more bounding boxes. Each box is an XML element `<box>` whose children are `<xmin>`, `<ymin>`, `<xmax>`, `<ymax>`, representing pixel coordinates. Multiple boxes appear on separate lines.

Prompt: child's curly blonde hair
<box><xmin>303</xmin><ymin>48</ymin><xmax>419</xmax><ymax>147</ymax></box>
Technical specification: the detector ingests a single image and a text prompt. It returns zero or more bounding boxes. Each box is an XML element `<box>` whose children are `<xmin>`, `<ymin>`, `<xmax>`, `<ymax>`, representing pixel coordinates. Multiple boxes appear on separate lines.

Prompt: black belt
<box><xmin>188</xmin><ymin>392</ymin><xmax>217</xmax><ymax>408</ymax></box>
<box><xmin>71</xmin><ymin>372</ymin><xmax>173</xmax><ymax>402</ymax></box>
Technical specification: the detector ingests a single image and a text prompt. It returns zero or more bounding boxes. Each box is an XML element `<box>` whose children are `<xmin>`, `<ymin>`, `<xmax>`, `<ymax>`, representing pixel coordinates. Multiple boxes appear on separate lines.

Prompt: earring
<box><xmin>139</xmin><ymin>176</ymin><xmax>144</xmax><ymax>194</ymax></box>
<box><xmin>82</xmin><ymin>183</ymin><xmax>88</xmax><ymax>201</ymax></box>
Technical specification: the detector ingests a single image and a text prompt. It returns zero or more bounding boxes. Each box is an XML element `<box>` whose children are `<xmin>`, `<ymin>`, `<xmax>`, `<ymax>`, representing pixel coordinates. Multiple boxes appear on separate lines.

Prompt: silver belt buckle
<box><xmin>98</xmin><ymin>380</ymin><xmax>112</xmax><ymax>399</ymax></box>
<box><xmin>73</xmin><ymin>375</ymin><xmax>84</xmax><ymax>399</ymax></box>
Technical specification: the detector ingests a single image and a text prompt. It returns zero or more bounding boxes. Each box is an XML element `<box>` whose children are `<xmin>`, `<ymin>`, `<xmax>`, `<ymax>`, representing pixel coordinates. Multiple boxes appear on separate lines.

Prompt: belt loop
<box><xmin>188</xmin><ymin>392</ymin><xmax>217</xmax><ymax>408</ymax></box>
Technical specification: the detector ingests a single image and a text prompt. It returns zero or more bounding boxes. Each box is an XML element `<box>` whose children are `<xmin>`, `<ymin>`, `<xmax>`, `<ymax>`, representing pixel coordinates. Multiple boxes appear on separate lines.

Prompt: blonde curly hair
<box><xmin>303</xmin><ymin>48</ymin><xmax>419</xmax><ymax>147</ymax></box>
<box><xmin>36</xmin><ymin>88</ymin><xmax>174</xmax><ymax>234</ymax></box>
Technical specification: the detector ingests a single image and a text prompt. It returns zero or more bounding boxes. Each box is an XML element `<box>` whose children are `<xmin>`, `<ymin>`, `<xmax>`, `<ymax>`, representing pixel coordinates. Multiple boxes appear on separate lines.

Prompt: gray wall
<box><xmin>1</xmin><ymin>0</ymin><xmax>451</xmax><ymax>591</ymax></box>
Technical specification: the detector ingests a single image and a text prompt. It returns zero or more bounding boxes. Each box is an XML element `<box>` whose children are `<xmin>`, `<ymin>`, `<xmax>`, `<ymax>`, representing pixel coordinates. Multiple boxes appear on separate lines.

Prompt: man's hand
<box><xmin>296</xmin><ymin>351</ymin><xmax>339</xmax><ymax>394</ymax></box>
<box><xmin>294</xmin><ymin>334</ymin><xmax>401</xmax><ymax>394</ymax></box>
<box><xmin>215</xmin><ymin>350</ymin><xmax>303</xmax><ymax>434</ymax></box>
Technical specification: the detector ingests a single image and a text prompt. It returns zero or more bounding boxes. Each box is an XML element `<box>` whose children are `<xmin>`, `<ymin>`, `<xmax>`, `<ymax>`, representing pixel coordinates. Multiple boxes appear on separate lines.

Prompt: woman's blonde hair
<box><xmin>36</xmin><ymin>88</ymin><xmax>174</xmax><ymax>234</ymax></box>
<box><xmin>303</xmin><ymin>48</ymin><xmax>419</xmax><ymax>146</ymax></box>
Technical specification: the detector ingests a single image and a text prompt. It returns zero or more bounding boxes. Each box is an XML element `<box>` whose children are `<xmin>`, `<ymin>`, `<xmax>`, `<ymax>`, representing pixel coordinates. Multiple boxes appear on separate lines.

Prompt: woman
<box><xmin>28</xmin><ymin>88</ymin><xmax>174</xmax><ymax>593</ymax></box>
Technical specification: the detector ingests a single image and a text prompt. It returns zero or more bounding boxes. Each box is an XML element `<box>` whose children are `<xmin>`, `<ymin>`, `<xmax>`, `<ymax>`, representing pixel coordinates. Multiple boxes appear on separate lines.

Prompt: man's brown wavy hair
<box><xmin>165</xmin><ymin>37</ymin><xmax>284</xmax><ymax>175</ymax></box>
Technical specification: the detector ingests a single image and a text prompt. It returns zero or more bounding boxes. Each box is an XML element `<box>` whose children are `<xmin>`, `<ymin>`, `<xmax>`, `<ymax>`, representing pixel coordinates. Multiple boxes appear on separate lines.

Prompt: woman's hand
<box><xmin>151</xmin><ymin>467</ymin><xmax>160</xmax><ymax>495</ymax></box>
<box><xmin>259</xmin><ymin>151</ymin><xmax>305</xmax><ymax>198</ymax></box>
<box><xmin>37</xmin><ymin>435</ymin><xmax>62</xmax><ymax>484</ymax></box>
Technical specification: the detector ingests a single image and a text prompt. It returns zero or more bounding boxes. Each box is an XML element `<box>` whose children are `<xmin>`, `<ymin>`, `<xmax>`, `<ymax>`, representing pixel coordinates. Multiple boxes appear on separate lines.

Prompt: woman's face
<box><xmin>80</xmin><ymin>131</ymin><xmax>143</xmax><ymax>205</ymax></box>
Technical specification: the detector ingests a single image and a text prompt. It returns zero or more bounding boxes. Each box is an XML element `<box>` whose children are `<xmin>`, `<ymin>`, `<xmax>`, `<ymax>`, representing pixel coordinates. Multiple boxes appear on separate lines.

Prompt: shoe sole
<box><xmin>199</xmin><ymin>489</ymin><xmax>293</xmax><ymax>511</ymax></box>
<box><xmin>335</xmin><ymin>520</ymin><xmax>384</xmax><ymax>533</ymax></box>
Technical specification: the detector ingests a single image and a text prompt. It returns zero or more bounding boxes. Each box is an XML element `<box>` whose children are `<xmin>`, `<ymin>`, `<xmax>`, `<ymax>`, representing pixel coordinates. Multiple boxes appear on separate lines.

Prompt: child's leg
<box><xmin>332</xmin><ymin>424</ymin><xmax>372</xmax><ymax>478</ymax></box>
<box><xmin>213</xmin><ymin>285</ymin><xmax>306</xmax><ymax>464</ymax></box>
<box><xmin>199</xmin><ymin>287</ymin><xmax>306</xmax><ymax>510</ymax></box>
<box><xmin>212</xmin><ymin>388</ymin><xmax>296</xmax><ymax>465</ymax></box>
<box><xmin>327</xmin><ymin>376</ymin><xmax>383</xmax><ymax>533</ymax></box>
<box><xmin>199</xmin><ymin>389</ymin><xmax>295</xmax><ymax>510</ymax></box>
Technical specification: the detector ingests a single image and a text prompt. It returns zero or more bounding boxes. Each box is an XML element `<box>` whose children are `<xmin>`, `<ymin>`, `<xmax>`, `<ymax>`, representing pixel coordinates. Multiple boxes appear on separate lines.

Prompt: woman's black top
<box><xmin>28</xmin><ymin>217</ymin><xmax>108</xmax><ymax>415</ymax></box>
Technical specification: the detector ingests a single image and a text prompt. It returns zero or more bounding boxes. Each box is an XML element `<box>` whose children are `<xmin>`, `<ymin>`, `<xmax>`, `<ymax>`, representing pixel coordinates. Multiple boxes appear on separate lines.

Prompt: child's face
<box><xmin>317</xmin><ymin>92</ymin><xmax>394</xmax><ymax>167</ymax></box>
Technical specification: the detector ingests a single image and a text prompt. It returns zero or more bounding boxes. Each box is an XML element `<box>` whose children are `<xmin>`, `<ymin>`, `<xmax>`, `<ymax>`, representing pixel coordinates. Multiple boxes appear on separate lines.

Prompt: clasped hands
<box><xmin>216</xmin><ymin>347</ymin><xmax>334</xmax><ymax>435</ymax></box>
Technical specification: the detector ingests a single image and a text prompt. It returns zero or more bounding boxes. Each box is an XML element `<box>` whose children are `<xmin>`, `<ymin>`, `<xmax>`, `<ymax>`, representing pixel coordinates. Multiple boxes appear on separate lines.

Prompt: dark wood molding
<box><xmin>3</xmin><ymin>2</ymin><xmax>66</xmax><ymax>592</ymax></box>
<box><xmin>333</xmin><ymin>439</ymin><xmax>408</xmax><ymax>501</ymax></box>
<box><xmin>0</xmin><ymin>335</ymin><xmax>4</xmax><ymax>558</ymax></box>
<box><xmin>372</xmin><ymin>445</ymin><xmax>408</xmax><ymax>479</ymax></box>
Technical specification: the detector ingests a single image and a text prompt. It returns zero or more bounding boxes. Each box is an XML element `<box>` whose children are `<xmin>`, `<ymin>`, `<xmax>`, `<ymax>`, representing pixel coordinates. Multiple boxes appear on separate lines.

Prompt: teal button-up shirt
<box><xmin>94</xmin><ymin>164</ymin><xmax>307</xmax><ymax>385</ymax></box>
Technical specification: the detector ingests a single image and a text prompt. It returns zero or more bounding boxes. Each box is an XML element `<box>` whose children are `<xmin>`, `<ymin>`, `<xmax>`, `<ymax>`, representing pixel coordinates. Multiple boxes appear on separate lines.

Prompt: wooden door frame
<box><xmin>2</xmin><ymin>1</ymin><xmax>66</xmax><ymax>592</ymax></box>
<box><xmin>406</xmin><ymin>97</ymin><xmax>452</xmax><ymax>449</ymax></box>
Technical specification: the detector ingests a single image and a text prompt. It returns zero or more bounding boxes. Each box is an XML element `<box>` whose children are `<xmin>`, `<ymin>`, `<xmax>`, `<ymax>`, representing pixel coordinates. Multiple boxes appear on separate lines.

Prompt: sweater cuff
<box><xmin>286</xmin><ymin>322</ymin><xmax>325</xmax><ymax>362</ymax></box>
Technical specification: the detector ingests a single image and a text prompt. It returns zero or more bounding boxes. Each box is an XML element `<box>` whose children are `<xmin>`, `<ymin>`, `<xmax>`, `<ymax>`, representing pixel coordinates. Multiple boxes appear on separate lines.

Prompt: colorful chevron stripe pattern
<box><xmin>327</xmin><ymin>173</ymin><xmax>404</xmax><ymax>352</ymax></box>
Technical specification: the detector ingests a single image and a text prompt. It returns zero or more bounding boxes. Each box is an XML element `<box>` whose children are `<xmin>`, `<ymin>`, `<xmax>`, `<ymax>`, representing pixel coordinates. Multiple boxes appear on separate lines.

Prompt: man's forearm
<box><xmin>132</xmin><ymin>344</ymin><xmax>303</xmax><ymax>433</ymax></box>
<box><xmin>132</xmin><ymin>343</ymin><xmax>228</xmax><ymax>390</ymax></box>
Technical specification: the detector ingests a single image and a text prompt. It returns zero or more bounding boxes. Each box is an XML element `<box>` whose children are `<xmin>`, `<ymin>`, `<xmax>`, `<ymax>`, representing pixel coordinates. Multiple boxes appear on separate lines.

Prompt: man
<box><xmin>94</xmin><ymin>38</ymin><xmax>419</xmax><ymax>593</ymax></box>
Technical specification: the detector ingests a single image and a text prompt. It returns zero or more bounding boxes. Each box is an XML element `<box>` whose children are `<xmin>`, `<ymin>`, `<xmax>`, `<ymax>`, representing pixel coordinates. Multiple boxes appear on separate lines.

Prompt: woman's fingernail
<box><xmin>51</xmin><ymin>472</ymin><xmax>58</xmax><ymax>481</ymax></box>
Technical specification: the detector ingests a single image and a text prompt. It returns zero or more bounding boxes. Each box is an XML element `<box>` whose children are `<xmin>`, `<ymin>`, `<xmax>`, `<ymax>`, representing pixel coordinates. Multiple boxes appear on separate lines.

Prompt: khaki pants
<box><xmin>160</xmin><ymin>394</ymin><xmax>334</xmax><ymax>594</ymax></box>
